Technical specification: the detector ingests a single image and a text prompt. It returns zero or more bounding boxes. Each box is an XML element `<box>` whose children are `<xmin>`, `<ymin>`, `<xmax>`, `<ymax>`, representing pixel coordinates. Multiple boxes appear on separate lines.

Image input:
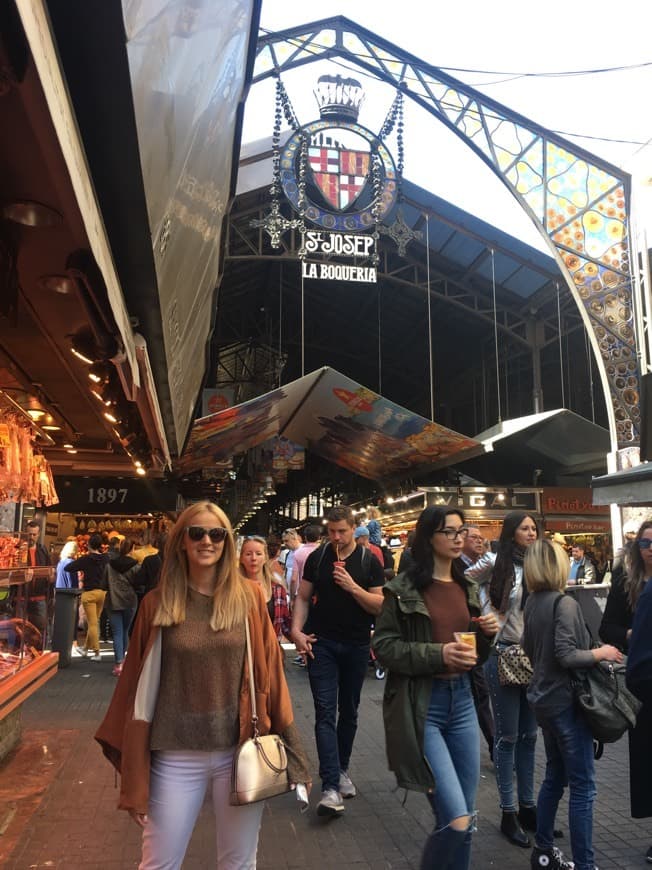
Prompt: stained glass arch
<box><xmin>253</xmin><ymin>16</ymin><xmax>642</xmax><ymax>449</ymax></box>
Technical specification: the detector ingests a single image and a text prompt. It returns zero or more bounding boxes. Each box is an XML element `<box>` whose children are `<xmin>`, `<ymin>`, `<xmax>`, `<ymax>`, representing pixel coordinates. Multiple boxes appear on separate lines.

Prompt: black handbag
<box><xmin>569</xmin><ymin>659</ymin><xmax>641</xmax><ymax>744</ymax></box>
<box><xmin>553</xmin><ymin>595</ymin><xmax>641</xmax><ymax>745</ymax></box>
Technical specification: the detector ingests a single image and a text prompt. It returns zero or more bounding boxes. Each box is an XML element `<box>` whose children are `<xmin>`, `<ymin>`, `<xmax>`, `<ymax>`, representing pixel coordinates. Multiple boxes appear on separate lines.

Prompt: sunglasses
<box><xmin>638</xmin><ymin>538</ymin><xmax>652</xmax><ymax>550</ymax></box>
<box><xmin>185</xmin><ymin>526</ymin><xmax>228</xmax><ymax>543</ymax></box>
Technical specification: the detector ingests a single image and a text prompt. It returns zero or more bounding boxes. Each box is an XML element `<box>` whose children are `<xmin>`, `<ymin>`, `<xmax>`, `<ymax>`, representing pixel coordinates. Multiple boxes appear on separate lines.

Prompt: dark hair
<box><xmin>572</xmin><ymin>541</ymin><xmax>585</xmax><ymax>552</ymax></box>
<box><xmin>326</xmin><ymin>505</ymin><xmax>355</xmax><ymax>527</ymax></box>
<box><xmin>119</xmin><ymin>538</ymin><xmax>134</xmax><ymax>557</ymax></box>
<box><xmin>26</xmin><ymin>520</ymin><xmax>40</xmax><ymax>530</ymax></box>
<box><xmin>304</xmin><ymin>524</ymin><xmax>321</xmax><ymax>543</ymax></box>
<box><xmin>267</xmin><ymin>540</ymin><xmax>281</xmax><ymax>558</ymax></box>
<box><xmin>109</xmin><ymin>536</ymin><xmax>120</xmax><ymax>546</ymax></box>
<box><xmin>489</xmin><ymin>511</ymin><xmax>539</xmax><ymax>611</ymax></box>
<box><xmin>410</xmin><ymin>506</ymin><xmax>466</xmax><ymax>591</ymax></box>
<box><xmin>155</xmin><ymin>531</ymin><xmax>168</xmax><ymax>553</ymax></box>
<box><xmin>625</xmin><ymin>520</ymin><xmax>652</xmax><ymax>610</ymax></box>
<box><xmin>88</xmin><ymin>532</ymin><xmax>103</xmax><ymax>551</ymax></box>
<box><xmin>406</xmin><ymin>529</ymin><xmax>416</xmax><ymax>548</ymax></box>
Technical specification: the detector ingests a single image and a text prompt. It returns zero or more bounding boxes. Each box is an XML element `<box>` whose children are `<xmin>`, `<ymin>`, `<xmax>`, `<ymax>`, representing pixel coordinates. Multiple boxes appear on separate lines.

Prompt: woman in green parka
<box><xmin>373</xmin><ymin>507</ymin><xmax>498</xmax><ymax>870</ymax></box>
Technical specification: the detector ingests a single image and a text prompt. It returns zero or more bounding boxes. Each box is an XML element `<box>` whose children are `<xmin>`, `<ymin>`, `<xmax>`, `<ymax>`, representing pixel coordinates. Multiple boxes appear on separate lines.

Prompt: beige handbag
<box><xmin>229</xmin><ymin>618</ymin><xmax>291</xmax><ymax>805</ymax></box>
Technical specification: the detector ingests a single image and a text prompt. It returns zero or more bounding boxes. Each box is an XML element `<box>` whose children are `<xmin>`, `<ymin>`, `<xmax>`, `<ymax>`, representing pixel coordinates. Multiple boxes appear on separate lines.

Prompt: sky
<box><xmin>243</xmin><ymin>0</ymin><xmax>652</xmax><ymax>254</ymax></box>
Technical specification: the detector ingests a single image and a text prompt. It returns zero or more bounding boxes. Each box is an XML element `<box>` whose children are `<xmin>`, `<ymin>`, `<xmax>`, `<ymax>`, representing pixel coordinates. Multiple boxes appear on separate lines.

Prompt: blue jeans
<box><xmin>307</xmin><ymin>636</ymin><xmax>369</xmax><ymax>792</ymax></box>
<box><xmin>109</xmin><ymin>607</ymin><xmax>136</xmax><ymax>664</ymax></box>
<box><xmin>537</xmin><ymin>705</ymin><xmax>596</xmax><ymax>870</ymax></box>
<box><xmin>421</xmin><ymin>675</ymin><xmax>479</xmax><ymax>870</ymax></box>
<box><xmin>485</xmin><ymin>648</ymin><xmax>537</xmax><ymax>811</ymax></box>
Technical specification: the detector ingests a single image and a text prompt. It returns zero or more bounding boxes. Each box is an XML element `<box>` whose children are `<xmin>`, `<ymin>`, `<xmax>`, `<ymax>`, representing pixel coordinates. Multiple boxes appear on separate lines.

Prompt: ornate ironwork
<box><xmin>254</xmin><ymin>16</ymin><xmax>640</xmax><ymax>447</ymax></box>
<box><xmin>378</xmin><ymin>208</ymin><xmax>423</xmax><ymax>256</ymax></box>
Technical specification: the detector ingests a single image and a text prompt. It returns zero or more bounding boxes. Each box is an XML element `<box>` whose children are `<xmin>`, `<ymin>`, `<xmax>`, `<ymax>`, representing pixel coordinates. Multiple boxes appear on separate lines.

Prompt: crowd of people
<box><xmin>20</xmin><ymin>504</ymin><xmax>651</xmax><ymax>869</ymax></box>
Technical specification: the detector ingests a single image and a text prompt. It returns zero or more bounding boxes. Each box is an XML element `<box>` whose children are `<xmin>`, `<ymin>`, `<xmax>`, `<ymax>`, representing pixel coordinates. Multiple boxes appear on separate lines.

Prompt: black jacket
<box><xmin>64</xmin><ymin>552</ymin><xmax>109</xmax><ymax>591</ymax></box>
<box><xmin>132</xmin><ymin>553</ymin><xmax>162</xmax><ymax>597</ymax></box>
<box><xmin>599</xmin><ymin>564</ymin><xmax>631</xmax><ymax>651</ymax></box>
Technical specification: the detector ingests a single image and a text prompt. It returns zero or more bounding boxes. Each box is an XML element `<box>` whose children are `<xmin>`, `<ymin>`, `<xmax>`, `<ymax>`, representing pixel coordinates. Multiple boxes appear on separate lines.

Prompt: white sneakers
<box><xmin>74</xmin><ymin>647</ymin><xmax>101</xmax><ymax>661</ymax></box>
<box><xmin>339</xmin><ymin>770</ymin><xmax>357</xmax><ymax>799</ymax></box>
<box><xmin>317</xmin><ymin>789</ymin><xmax>345</xmax><ymax>817</ymax></box>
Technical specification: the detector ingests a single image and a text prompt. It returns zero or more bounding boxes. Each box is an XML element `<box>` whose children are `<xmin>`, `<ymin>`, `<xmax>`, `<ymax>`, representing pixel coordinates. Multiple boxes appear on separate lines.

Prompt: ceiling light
<box><xmin>66</xmin><ymin>448</ymin><xmax>78</xmax><ymax>454</ymax></box>
<box><xmin>26</xmin><ymin>408</ymin><xmax>46</xmax><ymax>420</ymax></box>
<box><xmin>70</xmin><ymin>325</ymin><xmax>119</xmax><ymax>365</ymax></box>
<box><xmin>63</xmin><ymin>442</ymin><xmax>74</xmax><ymax>449</ymax></box>
<box><xmin>104</xmin><ymin>410</ymin><xmax>120</xmax><ymax>424</ymax></box>
<box><xmin>2</xmin><ymin>200</ymin><xmax>62</xmax><ymax>228</ymax></box>
<box><xmin>135</xmin><ymin>467</ymin><xmax>146</xmax><ymax>476</ymax></box>
<box><xmin>134</xmin><ymin>460</ymin><xmax>143</xmax><ymax>468</ymax></box>
<box><xmin>38</xmin><ymin>274</ymin><xmax>75</xmax><ymax>294</ymax></box>
<box><xmin>41</xmin><ymin>424</ymin><xmax>61</xmax><ymax>431</ymax></box>
<box><xmin>71</xmin><ymin>345</ymin><xmax>94</xmax><ymax>365</ymax></box>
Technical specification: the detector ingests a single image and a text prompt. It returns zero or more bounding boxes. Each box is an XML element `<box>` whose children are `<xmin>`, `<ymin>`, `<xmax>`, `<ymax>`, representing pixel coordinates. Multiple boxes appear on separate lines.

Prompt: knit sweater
<box><xmin>151</xmin><ymin>588</ymin><xmax>245</xmax><ymax>750</ymax></box>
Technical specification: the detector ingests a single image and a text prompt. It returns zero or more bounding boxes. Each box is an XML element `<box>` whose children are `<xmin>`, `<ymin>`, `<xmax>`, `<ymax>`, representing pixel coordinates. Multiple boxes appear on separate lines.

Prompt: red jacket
<box><xmin>95</xmin><ymin>583</ymin><xmax>296</xmax><ymax>814</ymax></box>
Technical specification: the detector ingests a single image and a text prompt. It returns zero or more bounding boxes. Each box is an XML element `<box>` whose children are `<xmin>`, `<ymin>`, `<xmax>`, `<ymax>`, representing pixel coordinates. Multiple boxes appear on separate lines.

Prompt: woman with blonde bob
<box><xmin>95</xmin><ymin>501</ymin><xmax>310</xmax><ymax>870</ymax></box>
<box><xmin>522</xmin><ymin>539</ymin><xmax>622</xmax><ymax>870</ymax></box>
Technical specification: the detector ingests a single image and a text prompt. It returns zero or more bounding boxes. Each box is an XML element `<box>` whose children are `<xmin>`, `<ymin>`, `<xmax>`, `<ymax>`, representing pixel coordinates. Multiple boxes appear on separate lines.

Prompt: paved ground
<box><xmin>1</xmin><ymin>643</ymin><xmax>650</xmax><ymax>869</ymax></box>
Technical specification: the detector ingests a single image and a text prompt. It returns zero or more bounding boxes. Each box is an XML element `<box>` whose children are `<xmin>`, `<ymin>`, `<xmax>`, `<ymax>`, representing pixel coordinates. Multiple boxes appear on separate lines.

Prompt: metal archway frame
<box><xmin>254</xmin><ymin>16</ymin><xmax>643</xmax><ymax>449</ymax></box>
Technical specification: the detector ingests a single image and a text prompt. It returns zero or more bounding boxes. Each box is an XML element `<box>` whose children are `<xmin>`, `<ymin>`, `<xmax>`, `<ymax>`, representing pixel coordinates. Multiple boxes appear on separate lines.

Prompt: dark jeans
<box><xmin>307</xmin><ymin>636</ymin><xmax>369</xmax><ymax>792</ymax></box>
<box><xmin>109</xmin><ymin>607</ymin><xmax>136</xmax><ymax>664</ymax></box>
<box><xmin>485</xmin><ymin>648</ymin><xmax>537</xmax><ymax>811</ymax></box>
<box><xmin>470</xmin><ymin>665</ymin><xmax>494</xmax><ymax>750</ymax></box>
<box><xmin>537</xmin><ymin>705</ymin><xmax>596</xmax><ymax>870</ymax></box>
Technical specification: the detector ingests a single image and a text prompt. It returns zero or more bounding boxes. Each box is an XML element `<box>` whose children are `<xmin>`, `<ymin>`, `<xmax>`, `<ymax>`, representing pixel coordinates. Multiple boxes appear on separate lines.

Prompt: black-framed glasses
<box><xmin>185</xmin><ymin>526</ymin><xmax>228</xmax><ymax>543</ymax></box>
<box><xmin>433</xmin><ymin>527</ymin><xmax>469</xmax><ymax>541</ymax></box>
<box><xmin>638</xmin><ymin>538</ymin><xmax>652</xmax><ymax>550</ymax></box>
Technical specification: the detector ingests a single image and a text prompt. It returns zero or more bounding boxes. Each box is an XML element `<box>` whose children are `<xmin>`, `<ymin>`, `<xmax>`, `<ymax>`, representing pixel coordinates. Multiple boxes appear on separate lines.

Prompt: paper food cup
<box><xmin>454</xmin><ymin>631</ymin><xmax>477</xmax><ymax>655</ymax></box>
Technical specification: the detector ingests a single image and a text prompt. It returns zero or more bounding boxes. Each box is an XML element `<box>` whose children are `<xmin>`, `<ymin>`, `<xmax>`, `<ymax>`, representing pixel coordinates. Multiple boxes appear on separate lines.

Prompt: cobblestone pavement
<box><xmin>2</xmin><ymin>644</ymin><xmax>650</xmax><ymax>869</ymax></box>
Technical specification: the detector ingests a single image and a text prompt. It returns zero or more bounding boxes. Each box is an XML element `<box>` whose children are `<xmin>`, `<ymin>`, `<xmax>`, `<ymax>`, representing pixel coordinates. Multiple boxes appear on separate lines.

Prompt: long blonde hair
<box><xmin>240</xmin><ymin>536</ymin><xmax>273</xmax><ymax>599</ymax></box>
<box><xmin>153</xmin><ymin>501</ymin><xmax>250</xmax><ymax>631</ymax></box>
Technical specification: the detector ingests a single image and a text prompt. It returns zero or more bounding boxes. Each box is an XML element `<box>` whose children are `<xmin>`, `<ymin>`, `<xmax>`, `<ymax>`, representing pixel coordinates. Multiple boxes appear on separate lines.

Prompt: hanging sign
<box><xmin>303</xmin><ymin>229</ymin><xmax>377</xmax><ymax>278</ymax></box>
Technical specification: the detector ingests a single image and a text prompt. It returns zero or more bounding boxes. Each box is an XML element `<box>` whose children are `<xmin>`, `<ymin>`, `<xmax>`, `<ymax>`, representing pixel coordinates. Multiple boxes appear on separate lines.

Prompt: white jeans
<box><xmin>140</xmin><ymin>748</ymin><xmax>264</xmax><ymax>870</ymax></box>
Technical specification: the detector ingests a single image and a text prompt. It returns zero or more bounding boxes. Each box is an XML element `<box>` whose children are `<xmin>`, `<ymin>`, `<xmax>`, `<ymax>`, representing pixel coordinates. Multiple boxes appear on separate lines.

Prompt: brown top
<box><xmin>150</xmin><ymin>587</ymin><xmax>245</xmax><ymax>751</ymax></box>
<box><xmin>422</xmin><ymin>578</ymin><xmax>471</xmax><ymax>644</ymax></box>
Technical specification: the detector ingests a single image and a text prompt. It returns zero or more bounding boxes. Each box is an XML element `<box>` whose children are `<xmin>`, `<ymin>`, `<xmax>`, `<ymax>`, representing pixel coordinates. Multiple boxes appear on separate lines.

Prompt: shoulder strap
<box><xmin>553</xmin><ymin>591</ymin><xmax>596</xmax><ymax>645</ymax></box>
<box><xmin>244</xmin><ymin>617</ymin><xmax>258</xmax><ymax>736</ymax></box>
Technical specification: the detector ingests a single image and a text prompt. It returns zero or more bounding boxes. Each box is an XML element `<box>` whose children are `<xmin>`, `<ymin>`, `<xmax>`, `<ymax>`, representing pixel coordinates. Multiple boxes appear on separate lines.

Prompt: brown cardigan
<box><xmin>95</xmin><ymin>583</ymin><xmax>300</xmax><ymax>814</ymax></box>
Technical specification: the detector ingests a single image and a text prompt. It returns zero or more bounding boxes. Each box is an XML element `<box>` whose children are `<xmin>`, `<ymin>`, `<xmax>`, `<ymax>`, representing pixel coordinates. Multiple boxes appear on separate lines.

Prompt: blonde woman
<box><xmin>95</xmin><ymin>502</ymin><xmax>310</xmax><ymax>870</ymax></box>
<box><xmin>56</xmin><ymin>540</ymin><xmax>79</xmax><ymax>589</ymax></box>
<box><xmin>240</xmin><ymin>536</ymin><xmax>291</xmax><ymax>641</ymax></box>
<box><xmin>522</xmin><ymin>539</ymin><xmax>622</xmax><ymax>870</ymax></box>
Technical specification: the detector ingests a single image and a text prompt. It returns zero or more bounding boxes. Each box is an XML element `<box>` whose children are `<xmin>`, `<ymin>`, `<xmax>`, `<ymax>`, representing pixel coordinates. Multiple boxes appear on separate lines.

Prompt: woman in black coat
<box><xmin>599</xmin><ymin>519</ymin><xmax>652</xmax><ymax>864</ymax></box>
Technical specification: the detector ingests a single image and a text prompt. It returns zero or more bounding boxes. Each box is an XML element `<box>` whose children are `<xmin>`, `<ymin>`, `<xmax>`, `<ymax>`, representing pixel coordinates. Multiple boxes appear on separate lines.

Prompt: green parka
<box><xmin>372</xmin><ymin>570</ymin><xmax>493</xmax><ymax>794</ymax></box>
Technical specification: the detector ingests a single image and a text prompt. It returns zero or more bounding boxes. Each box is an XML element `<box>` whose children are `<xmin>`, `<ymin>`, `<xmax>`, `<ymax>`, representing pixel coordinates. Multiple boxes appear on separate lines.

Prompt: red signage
<box><xmin>542</xmin><ymin>488</ymin><xmax>609</xmax><ymax>517</ymax></box>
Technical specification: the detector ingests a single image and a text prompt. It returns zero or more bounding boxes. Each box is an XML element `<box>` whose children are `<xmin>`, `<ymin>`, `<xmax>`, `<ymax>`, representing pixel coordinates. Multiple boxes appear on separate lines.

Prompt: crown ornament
<box><xmin>313</xmin><ymin>74</ymin><xmax>365</xmax><ymax>123</ymax></box>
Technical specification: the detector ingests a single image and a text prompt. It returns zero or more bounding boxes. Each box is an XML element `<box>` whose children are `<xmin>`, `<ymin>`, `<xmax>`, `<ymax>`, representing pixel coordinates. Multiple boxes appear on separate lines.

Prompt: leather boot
<box><xmin>518</xmin><ymin>804</ymin><xmax>537</xmax><ymax>831</ymax></box>
<box><xmin>519</xmin><ymin>804</ymin><xmax>564</xmax><ymax>839</ymax></box>
<box><xmin>500</xmin><ymin>811</ymin><xmax>531</xmax><ymax>848</ymax></box>
<box><xmin>420</xmin><ymin>825</ymin><xmax>467</xmax><ymax>870</ymax></box>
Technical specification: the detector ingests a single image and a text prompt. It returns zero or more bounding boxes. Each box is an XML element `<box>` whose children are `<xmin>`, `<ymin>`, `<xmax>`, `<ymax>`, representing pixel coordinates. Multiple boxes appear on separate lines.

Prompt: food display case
<box><xmin>0</xmin><ymin>533</ymin><xmax>58</xmax><ymax>734</ymax></box>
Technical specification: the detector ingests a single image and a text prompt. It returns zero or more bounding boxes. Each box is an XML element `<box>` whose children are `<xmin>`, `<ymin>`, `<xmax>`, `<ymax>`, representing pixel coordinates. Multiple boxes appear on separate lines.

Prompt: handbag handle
<box><xmin>244</xmin><ymin>617</ymin><xmax>260</xmax><ymax>738</ymax></box>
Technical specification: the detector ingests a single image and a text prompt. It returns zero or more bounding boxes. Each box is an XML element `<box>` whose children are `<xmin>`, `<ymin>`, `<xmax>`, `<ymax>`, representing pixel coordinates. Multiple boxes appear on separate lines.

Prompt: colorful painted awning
<box><xmin>179</xmin><ymin>367</ymin><xmax>483</xmax><ymax>479</ymax></box>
